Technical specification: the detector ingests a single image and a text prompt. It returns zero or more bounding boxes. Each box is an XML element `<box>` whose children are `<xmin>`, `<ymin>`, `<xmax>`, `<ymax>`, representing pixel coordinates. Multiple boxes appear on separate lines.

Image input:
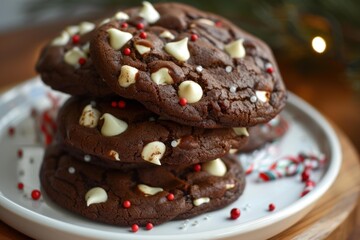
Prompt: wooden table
<box><xmin>0</xmin><ymin>18</ymin><xmax>359</xmax><ymax>240</ymax></box>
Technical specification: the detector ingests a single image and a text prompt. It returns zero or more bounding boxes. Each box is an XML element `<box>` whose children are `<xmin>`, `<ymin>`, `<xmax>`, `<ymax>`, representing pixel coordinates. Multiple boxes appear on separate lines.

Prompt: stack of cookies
<box><xmin>36</xmin><ymin>2</ymin><xmax>286</xmax><ymax>227</ymax></box>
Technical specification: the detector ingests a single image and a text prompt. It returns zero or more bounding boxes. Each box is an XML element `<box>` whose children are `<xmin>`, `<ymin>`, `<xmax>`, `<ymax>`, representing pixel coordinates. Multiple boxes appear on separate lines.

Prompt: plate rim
<box><xmin>0</xmin><ymin>77</ymin><xmax>342</xmax><ymax>239</ymax></box>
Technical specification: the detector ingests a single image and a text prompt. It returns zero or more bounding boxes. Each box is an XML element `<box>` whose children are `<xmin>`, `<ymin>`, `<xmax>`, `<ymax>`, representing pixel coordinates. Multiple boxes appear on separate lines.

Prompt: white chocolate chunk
<box><xmin>141</xmin><ymin>141</ymin><xmax>166</xmax><ymax>165</ymax></box>
<box><xmin>165</xmin><ymin>37</ymin><xmax>190</xmax><ymax>61</ymax></box>
<box><xmin>139</xmin><ymin>1</ymin><xmax>160</xmax><ymax>24</ymax></box>
<box><xmin>107</xmin><ymin>28</ymin><xmax>133</xmax><ymax>50</ymax></box>
<box><xmin>108</xmin><ymin>150</ymin><xmax>120</xmax><ymax>161</ymax></box>
<box><xmin>79</xmin><ymin>21</ymin><xmax>95</xmax><ymax>35</ymax></box>
<box><xmin>79</xmin><ymin>104</ymin><xmax>101</xmax><ymax>128</ymax></box>
<box><xmin>193</xmin><ymin>197</ymin><xmax>210</xmax><ymax>206</ymax></box>
<box><xmin>197</xmin><ymin>18</ymin><xmax>215</xmax><ymax>26</ymax></box>
<box><xmin>114</xmin><ymin>11</ymin><xmax>129</xmax><ymax>20</ymax></box>
<box><xmin>118</xmin><ymin>65</ymin><xmax>139</xmax><ymax>87</ymax></box>
<box><xmin>202</xmin><ymin>158</ymin><xmax>227</xmax><ymax>177</ymax></box>
<box><xmin>233</xmin><ymin>127</ymin><xmax>249</xmax><ymax>137</ymax></box>
<box><xmin>82</xmin><ymin>42</ymin><xmax>90</xmax><ymax>54</ymax></box>
<box><xmin>160</xmin><ymin>30</ymin><xmax>175</xmax><ymax>40</ymax></box>
<box><xmin>225</xmin><ymin>183</ymin><xmax>235</xmax><ymax>189</ymax></box>
<box><xmin>65</xmin><ymin>25</ymin><xmax>79</xmax><ymax>36</ymax></box>
<box><xmin>256</xmin><ymin>90</ymin><xmax>270</xmax><ymax>103</ymax></box>
<box><xmin>138</xmin><ymin>184</ymin><xmax>163</xmax><ymax>196</ymax></box>
<box><xmin>178</xmin><ymin>80</ymin><xmax>203</xmax><ymax>103</ymax></box>
<box><xmin>135</xmin><ymin>43</ymin><xmax>151</xmax><ymax>55</ymax></box>
<box><xmin>100</xmin><ymin>113</ymin><xmax>128</xmax><ymax>137</ymax></box>
<box><xmin>85</xmin><ymin>187</ymin><xmax>108</xmax><ymax>207</ymax></box>
<box><xmin>99</xmin><ymin>18</ymin><xmax>110</xmax><ymax>26</ymax></box>
<box><xmin>229</xmin><ymin>149</ymin><xmax>238</xmax><ymax>154</ymax></box>
<box><xmin>51</xmin><ymin>31</ymin><xmax>70</xmax><ymax>46</ymax></box>
<box><xmin>151</xmin><ymin>68</ymin><xmax>174</xmax><ymax>85</ymax></box>
<box><xmin>64</xmin><ymin>47</ymin><xmax>86</xmax><ymax>66</ymax></box>
<box><xmin>225</xmin><ymin>39</ymin><xmax>246</xmax><ymax>58</ymax></box>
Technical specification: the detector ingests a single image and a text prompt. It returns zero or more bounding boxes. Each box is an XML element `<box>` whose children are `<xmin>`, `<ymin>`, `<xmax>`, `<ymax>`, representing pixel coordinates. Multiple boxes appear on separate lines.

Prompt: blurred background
<box><xmin>0</xmin><ymin>0</ymin><xmax>359</xmax><ymax>152</ymax></box>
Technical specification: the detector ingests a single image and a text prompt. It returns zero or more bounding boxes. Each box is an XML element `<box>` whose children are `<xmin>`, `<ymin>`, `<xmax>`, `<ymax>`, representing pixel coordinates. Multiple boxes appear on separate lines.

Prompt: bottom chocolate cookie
<box><xmin>40</xmin><ymin>145</ymin><xmax>246</xmax><ymax>226</ymax></box>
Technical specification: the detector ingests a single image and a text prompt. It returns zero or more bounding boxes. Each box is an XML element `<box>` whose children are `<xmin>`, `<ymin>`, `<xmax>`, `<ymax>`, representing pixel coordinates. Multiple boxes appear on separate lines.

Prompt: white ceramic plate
<box><xmin>0</xmin><ymin>78</ymin><xmax>341</xmax><ymax>240</ymax></box>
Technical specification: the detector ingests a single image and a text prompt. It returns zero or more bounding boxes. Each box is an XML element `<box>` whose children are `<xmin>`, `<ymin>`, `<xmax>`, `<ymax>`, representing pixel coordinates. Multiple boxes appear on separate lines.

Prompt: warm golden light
<box><xmin>311</xmin><ymin>36</ymin><xmax>326</xmax><ymax>53</ymax></box>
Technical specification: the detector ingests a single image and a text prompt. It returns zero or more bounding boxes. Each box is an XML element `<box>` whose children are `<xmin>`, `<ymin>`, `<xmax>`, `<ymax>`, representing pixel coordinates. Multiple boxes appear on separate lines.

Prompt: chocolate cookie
<box><xmin>241</xmin><ymin>115</ymin><xmax>288</xmax><ymax>152</ymax></box>
<box><xmin>57</xmin><ymin>96</ymin><xmax>248</xmax><ymax>166</ymax></box>
<box><xmin>36</xmin><ymin>21</ymin><xmax>113</xmax><ymax>96</ymax></box>
<box><xmin>40</xmin><ymin>145</ymin><xmax>246</xmax><ymax>226</ymax></box>
<box><xmin>90</xmin><ymin>2</ymin><xmax>287</xmax><ymax>128</ymax></box>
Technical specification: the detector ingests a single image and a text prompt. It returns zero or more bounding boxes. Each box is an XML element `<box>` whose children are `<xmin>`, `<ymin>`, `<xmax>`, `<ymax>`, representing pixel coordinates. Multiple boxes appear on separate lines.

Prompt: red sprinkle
<box><xmin>139</xmin><ymin>32</ymin><xmax>147</xmax><ymax>39</ymax></box>
<box><xmin>167</xmin><ymin>193</ymin><xmax>174</xmax><ymax>201</ymax></box>
<box><xmin>17</xmin><ymin>183</ymin><xmax>24</xmax><ymax>190</ymax></box>
<box><xmin>131</xmin><ymin>224</ymin><xmax>139</xmax><ymax>232</ymax></box>
<box><xmin>215</xmin><ymin>21</ymin><xmax>222</xmax><ymax>27</ymax></box>
<box><xmin>136</xmin><ymin>23</ymin><xmax>144</xmax><ymax>30</ymax></box>
<box><xmin>145</xmin><ymin>222</ymin><xmax>153</xmax><ymax>230</ymax></box>
<box><xmin>179</xmin><ymin>98</ymin><xmax>187</xmax><ymax>106</ymax></box>
<box><xmin>31</xmin><ymin>189</ymin><xmax>41</xmax><ymax>200</ymax></box>
<box><xmin>8</xmin><ymin>127</ymin><xmax>15</xmax><ymax>136</ymax></box>
<box><xmin>121</xmin><ymin>22</ymin><xmax>128</xmax><ymax>28</ymax></box>
<box><xmin>72</xmin><ymin>34</ymin><xmax>80</xmax><ymax>44</ymax></box>
<box><xmin>305</xmin><ymin>180</ymin><xmax>316</xmax><ymax>187</ymax></box>
<box><xmin>268</xmin><ymin>203</ymin><xmax>276</xmax><ymax>211</ymax></box>
<box><xmin>118</xmin><ymin>100</ymin><xmax>126</xmax><ymax>108</ymax></box>
<box><xmin>266</xmin><ymin>66</ymin><xmax>274</xmax><ymax>74</ymax></box>
<box><xmin>123</xmin><ymin>48</ymin><xmax>131</xmax><ymax>56</ymax></box>
<box><xmin>190</xmin><ymin>34</ymin><xmax>199</xmax><ymax>41</ymax></box>
<box><xmin>301</xmin><ymin>169</ymin><xmax>311</xmax><ymax>182</ymax></box>
<box><xmin>123</xmin><ymin>200</ymin><xmax>131</xmax><ymax>208</ymax></box>
<box><xmin>17</xmin><ymin>149</ymin><xmax>23</xmax><ymax>158</ymax></box>
<box><xmin>230</xmin><ymin>208</ymin><xmax>240</xmax><ymax>219</ymax></box>
<box><xmin>111</xmin><ymin>101</ymin><xmax>117</xmax><ymax>107</ymax></box>
<box><xmin>301</xmin><ymin>190</ymin><xmax>310</xmax><ymax>197</ymax></box>
<box><xmin>45</xmin><ymin>135</ymin><xmax>52</xmax><ymax>145</ymax></box>
<box><xmin>78</xmin><ymin>58</ymin><xmax>86</xmax><ymax>65</ymax></box>
<box><xmin>193</xmin><ymin>164</ymin><xmax>201</xmax><ymax>172</ymax></box>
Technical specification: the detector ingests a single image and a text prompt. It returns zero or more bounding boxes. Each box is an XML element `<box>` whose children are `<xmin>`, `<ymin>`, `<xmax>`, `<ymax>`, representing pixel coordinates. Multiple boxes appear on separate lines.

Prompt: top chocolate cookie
<box><xmin>90</xmin><ymin>2</ymin><xmax>286</xmax><ymax>128</ymax></box>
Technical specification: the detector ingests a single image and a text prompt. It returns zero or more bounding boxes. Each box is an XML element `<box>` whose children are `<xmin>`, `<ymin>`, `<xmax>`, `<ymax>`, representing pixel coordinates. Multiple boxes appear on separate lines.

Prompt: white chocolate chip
<box><xmin>193</xmin><ymin>197</ymin><xmax>210</xmax><ymax>206</ymax></box>
<box><xmin>79</xmin><ymin>104</ymin><xmax>101</xmax><ymax>128</ymax></box>
<box><xmin>64</xmin><ymin>47</ymin><xmax>86</xmax><ymax>66</ymax></box>
<box><xmin>159</xmin><ymin>30</ymin><xmax>175</xmax><ymax>40</ymax></box>
<box><xmin>108</xmin><ymin>150</ymin><xmax>120</xmax><ymax>161</ymax></box>
<box><xmin>51</xmin><ymin>31</ymin><xmax>70</xmax><ymax>46</ymax></box>
<box><xmin>233</xmin><ymin>127</ymin><xmax>249</xmax><ymax>136</ymax></box>
<box><xmin>79</xmin><ymin>21</ymin><xmax>95</xmax><ymax>35</ymax></box>
<box><xmin>171</xmin><ymin>139</ymin><xmax>181</xmax><ymax>147</ymax></box>
<box><xmin>165</xmin><ymin>37</ymin><xmax>190</xmax><ymax>62</ymax></box>
<box><xmin>65</xmin><ymin>25</ymin><xmax>79</xmax><ymax>36</ymax></box>
<box><xmin>68</xmin><ymin>167</ymin><xmax>75</xmax><ymax>174</ymax></box>
<box><xmin>139</xmin><ymin>1</ymin><xmax>160</xmax><ymax>24</ymax></box>
<box><xmin>178</xmin><ymin>80</ymin><xmax>203</xmax><ymax>103</ymax></box>
<box><xmin>229</xmin><ymin>149</ymin><xmax>238</xmax><ymax>154</ymax></box>
<box><xmin>225</xmin><ymin>183</ymin><xmax>235</xmax><ymax>189</ymax></box>
<box><xmin>250</xmin><ymin>95</ymin><xmax>257</xmax><ymax>103</ymax></box>
<box><xmin>114</xmin><ymin>11</ymin><xmax>129</xmax><ymax>20</ymax></box>
<box><xmin>197</xmin><ymin>18</ymin><xmax>215</xmax><ymax>26</ymax></box>
<box><xmin>256</xmin><ymin>90</ymin><xmax>270</xmax><ymax>103</ymax></box>
<box><xmin>202</xmin><ymin>158</ymin><xmax>227</xmax><ymax>177</ymax></box>
<box><xmin>229</xmin><ymin>86</ymin><xmax>237</xmax><ymax>93</ymax></box>
<box><xmin>107</xmin><ymin>28</ymin><xmax>133</xmax><ymax>50</ymax></box>
<box><xmin>100</xmin><ymin>113</ymin><xmax>128</xmax><ymax>137</ymax></box>
<box><xmin>141</xmin><ymin>141</ymin><xmax>166</xmax><ymax>165</ymax></box>
<box><xmin>85</xmin><ymin>187</ymin><xmax>108</xmax><ymax>207</ymax></box>
<box><xmin>196</xmin><ymin>65</ymin><xmax>203</xmax><ymax>73</ymax></box>
<box><xmin>84</xmin><ymin>155</ymin><xmax>91</xmax><ymax>162</ymax></box>
<box><xmin>99</xmin><ymin>18</ymin><xmax>110</xmax><ymax>26</ymax></box>
<box><xmin>225</xmin><ymin>39</ymin><xmax>246</xmax><ymax>58</ymax></box>
<box><xmin>134</xmin><ymin>43</ymin><xmax>151</xmax><ymax>55</ymax></box>
<box><xmin>151</xmin><ymin>68</ymin><xmax>174</xmax><ymax>85</ymax></box>
<box><xmin>118</xmin><ymin>65</ymin><xmax>139</xmax><ymax>87</ymax></box>
<box><xmin>138</xmin><ymin>184</ymin><xmax>163</xmax><ymax>196</ymax></box>
<box><xmin>225</xmin><ymin>66</ymin><xmax>233</xmax><ymax>73</ymax></box>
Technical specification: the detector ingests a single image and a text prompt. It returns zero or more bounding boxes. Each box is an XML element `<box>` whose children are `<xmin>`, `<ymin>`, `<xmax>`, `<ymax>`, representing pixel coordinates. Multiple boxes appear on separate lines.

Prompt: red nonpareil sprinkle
<box><xmin>131</xmin><ymin>224</ymin><xmax>139</xmax><ymax>232</ymax></box>
<box><xmin>230</xmin><ymin>208</ymin><xmax>240</xmax><ymax>219</ymax></box>
<box><xmin>215</xmin><ymin>21</ymin><xmax>222</xmax><ymax>27</ymax></box>
<box><xmin>78</xmin><ymin>58</ymin><xmax>86</xmax><ymax>65</ymax></box>
<box><xmin>179</xmin><ymin>98</ymin><xmax>187</xmax><ymax>106</ymax></box>
<box><xmin>301</xmin><ymin>189</ymin><xmax>310</xmax><ymax>197</ymax></box>
<box><xmin>193</xmin><ymin>164</ymin><xmax>201</xmax><ymax>172</ymax></box>
<box><xmin>145</xmin><ymin>222</ymin><xmax>153</xmax><ymax>230</ymax></box>
<box><xmin>139</xmin><ymin>32</ymin><xmax>147</xmax><ymax>39</ymax></box>
<box><xmin>123</xmin><ymin>48</ymin><xmax>131</xmax><ymax>56</ymax></box>
<box><xmin>17</xmin><ymin>182</ymin><xmax>24</xmax><ymax>190</ymax></box>
<box><xmin>305</xmin><ymin>180</ymin><xmax>316</xmax><ymax>187</ymax></box>
<box><xmin>17</xmin><ymin>149</ymin><xmax>23</xmax><ymax>158</ymax></box>
<box><xmin>190</xmin><ymin>34</ymin><xmax>198</xmax><ymax>41</ymax></box>
<box><xmin>266</xmin><ymin>67</ymin><xmax>274</xmax><ymax>74</ymax></box>
<box><xmin>123</xmin><ymin>200</ymin><xmax>131</xmax><ymax>208</ymax></box>
<box><xmin>118</xmin><ymin>100</ymin><xmax>126</xmax><ymax>108</ymax></box>
<box><xmin>121</xmin><ymin>22</ymin><xmax>128</xmax><ymax>28</ymax></box>
<box><xmin>8</xmin><ymin>127</ymin><xmax>15</xmax><ymax>136</ymax></box>
<box><xmin>31</xmin><ymin>189</ymin><xmax>41</xmax><ymax>200</ymax></box>
<box><xmin>72</xmin><ymin>34</ymin><xmax>80</xmax><ymax>44</ymax></box>
<box><xmin>301</xmin><ymin>169</ymin><xmax>311</xmax><ymax>182</ymax></box>
<box><xmin>111</xmin><ymin>101</ymin><xmax>117</xmax><ymax>107</ymax></box>
<box><xmin>167</xmin><ymin>193</ymin><xmax>174</xmax><ymax>201</ymax></box>
<box><xmin>268</xmin><ymin>203</ymin><xmax>276</xmax><ymax>211</ymax></box>
<box><xmin>136</xmin><ymin>23</ymin><xmax>144</xmax><ymax>30</ymax></box>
